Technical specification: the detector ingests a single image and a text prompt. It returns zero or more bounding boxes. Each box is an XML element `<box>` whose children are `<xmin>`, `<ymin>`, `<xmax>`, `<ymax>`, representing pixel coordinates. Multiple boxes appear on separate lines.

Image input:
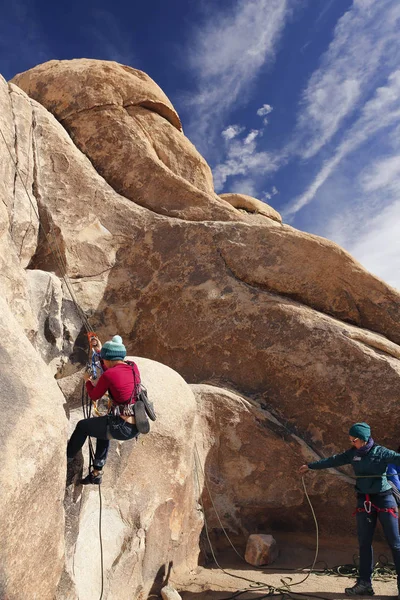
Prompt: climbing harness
<box><xmin>353</xmin><ymin>493</ymin><xmax>398</xmax><ymax>518</ymax></box>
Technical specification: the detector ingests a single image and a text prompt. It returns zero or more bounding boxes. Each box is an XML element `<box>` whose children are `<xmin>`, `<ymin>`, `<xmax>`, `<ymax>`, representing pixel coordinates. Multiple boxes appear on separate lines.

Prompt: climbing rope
<box><xmin>0</xmin><ymin>118</ymin><xmax>92</xmax><ymax>333</ymax></box>
<box><xmin>1</xmin><ymin>116</ymin><xmax>397</xmax><ymax>600</ymax></box>
<box><xmin>81</xmin><ymin>376</ymin><xmax>104</xmax><ymax>600</ymax></box>
<box><xmin>193</xmin><ymin>444</ymin><xmax>323</xmax><ymax>600</ymax></box>
<box><xmin>313</xmin><ymin>554</ymin><xmax>396</xmax><ymax>582</ymax></box>
<box><xmin>193</xmin><ymin>444</ymin><xmax>398</xmax><ymax>600</ymax></box>
<box><xmin>0</xmin><ymin>118</ymin><xmax>104</xmax><ymax>600</ymax></box>
<box><xmin>98</xmin><ymin>483</ymin><xmax>104</xmax><ymax>600</ymax></box>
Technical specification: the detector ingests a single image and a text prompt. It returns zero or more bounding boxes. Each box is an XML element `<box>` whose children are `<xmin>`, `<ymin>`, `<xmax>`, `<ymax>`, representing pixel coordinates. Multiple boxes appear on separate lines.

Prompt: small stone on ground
<box><xmin>245</xmin><ymin>533</ymin><xmax>278</xmax><ymax>566</ymax></box>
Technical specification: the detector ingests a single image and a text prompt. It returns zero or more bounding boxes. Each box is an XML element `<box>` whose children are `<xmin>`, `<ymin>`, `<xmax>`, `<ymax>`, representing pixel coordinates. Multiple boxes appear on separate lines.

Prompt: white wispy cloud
<box><xmin>361</xmin><ymin>155</ymin><xmax>400</xmax><ymax>193</ymax></box>
<box><xmin>257</xmin><ymin>104</ymin><xmax>273</xmax><ymax>117</ymax></box>
<box><xmin>285</xmin><ymin>70</ymin><xmax>400</xmax><ymax>218</ymax></box>
<box><xmin>293</xmin><ymin>0</ymin><xmax>400</xmax><ymax>159</ymax></box>
<box><xmin>263</xmin><ymin>185</ymin><xmax>278</xmax><ymax>201</ymax></box>
<box><xmin>213</xmin><ymin>127</ymin><xmax>279</xmax><ymax>192</ymax></box>
<box><xmin>221</xmin><ymin>124</ymin><xmax>245</xmax><ymax>141</ymax></box>
<box><xmin>184</xmin><ymin>0</ymin><xmax>292</xmax><ymax>154</ymax></box>
<box><xmin>279</xmin><ymin>0</ymin><xmax>400</xmax><ymax>290</ymax></box>
<box><xmin>349</xmin><ymin>200</ymin><xmax>400</xmax><ymax>290</ymax></box>
<box><xmin>257</xmin><ymin>103</ymin><xmax>273</xmax><ymax>125</ymax></box>
<box><xmin>315</xmin><ymin>0</ymin><xmax>336</xmax><ymax>26</ymax></box>
<box><xmin>319</xmin><ymin>154</ymin><xmax>400</xmax><ymax>290</ymax></box>
<box><xmin>230</xmin><ymin>178</ymin><xmax>258</xmax><ymax>197</ymax></box>
<box><xmin>349</xmin><ymin>159</ymin><xmax>400</xmax><ymax>289</ymax></box>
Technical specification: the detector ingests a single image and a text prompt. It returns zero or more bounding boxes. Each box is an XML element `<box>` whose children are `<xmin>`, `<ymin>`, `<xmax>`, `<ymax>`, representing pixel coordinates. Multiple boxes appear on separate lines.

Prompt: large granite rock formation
<box><xmin>194</xmin><ymin>385</ymin><xmax>356</xmax><ymax>540</ymax></box>
<box><xmin>0</xmin><ymin>296</ymin><xmax>67</xmax><ymax>600</ymax></box>
<box><xmin>0</xmin><ymin>59</ymin><xmax>399</xmax><ymax>598</ymax></box>
<box><xmin>12</xmin><ymin>59</ymin><xmax>240</xmax><ymax>222</ymax></box>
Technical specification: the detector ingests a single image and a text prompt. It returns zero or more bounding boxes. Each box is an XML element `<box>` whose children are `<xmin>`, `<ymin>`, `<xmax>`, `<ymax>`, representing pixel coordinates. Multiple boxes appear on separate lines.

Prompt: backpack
<box><xmin>128</xmin><ymin>361</ymin><xmax>156</xmax><ymax>434</ymax></box>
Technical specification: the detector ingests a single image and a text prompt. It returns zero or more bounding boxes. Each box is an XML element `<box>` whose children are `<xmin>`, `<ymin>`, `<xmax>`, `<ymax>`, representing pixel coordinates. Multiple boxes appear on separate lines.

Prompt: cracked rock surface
<box><xmin>1</xmin><ymin>59</ymin><xmax>400</xmax><ymax>598</ymax></box>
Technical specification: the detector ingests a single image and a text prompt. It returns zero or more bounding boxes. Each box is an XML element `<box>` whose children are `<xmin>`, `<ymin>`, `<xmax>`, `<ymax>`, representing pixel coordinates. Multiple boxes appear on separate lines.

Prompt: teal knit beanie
<box><xmin>349</xmin><ymin>422</ymin><xmax>371</xmax><ymax>442</ymax></box>
<box><xmin>100</xmin><ymin>335</ymin><xmax>126</xmax><ymax>361</ymax></box>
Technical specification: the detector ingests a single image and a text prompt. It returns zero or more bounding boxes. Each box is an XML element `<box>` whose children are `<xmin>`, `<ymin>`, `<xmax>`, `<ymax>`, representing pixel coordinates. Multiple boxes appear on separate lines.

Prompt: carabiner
<box><xmin>364</xmin><ymin>500</ymin><xmax>372</xmax><ymax>514</ymax></box>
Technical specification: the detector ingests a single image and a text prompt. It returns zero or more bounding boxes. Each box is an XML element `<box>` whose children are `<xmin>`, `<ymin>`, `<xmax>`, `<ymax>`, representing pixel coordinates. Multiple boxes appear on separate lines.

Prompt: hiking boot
<box><xmin>345</xmin><ymin>581</ymin><xmax>374</xmax><ymax>596</ymax></box>
<box><xmin>80</xmin><ymin>470</ymin><xmax>102</xmax><ymax>485</ymax></box>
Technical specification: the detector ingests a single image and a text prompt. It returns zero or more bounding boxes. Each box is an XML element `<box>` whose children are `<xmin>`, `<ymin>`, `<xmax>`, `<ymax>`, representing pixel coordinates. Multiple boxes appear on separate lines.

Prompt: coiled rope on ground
<box><xmin>193</xmin><ymin>443</ymin><xmax>397</xmax><ymax>600</ymax></box>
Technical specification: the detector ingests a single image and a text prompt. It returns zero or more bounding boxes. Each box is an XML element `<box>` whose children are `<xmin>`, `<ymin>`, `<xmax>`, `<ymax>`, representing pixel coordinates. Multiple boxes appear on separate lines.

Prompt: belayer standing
<box><xmin>300</xmin><ymin>422</ymin><xmax>400</xmax><ymax>598</ymax></box>
<box><xmin>67</xmin><ymin>335</ymin><xmax>140</xmax><ymax>484</ymax></box>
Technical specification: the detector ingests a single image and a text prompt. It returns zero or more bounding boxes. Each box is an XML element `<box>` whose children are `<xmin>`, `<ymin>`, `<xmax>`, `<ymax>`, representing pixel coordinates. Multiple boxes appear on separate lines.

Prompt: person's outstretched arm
<box><xmin>379</xmin><ymin>448</ymin><xmax>400</xmax><ymax>467</ymax></box>
<box><xmin>300</xmin><ymin>448</ymin><xmax>353</xmax><ymax>473</ymax></box>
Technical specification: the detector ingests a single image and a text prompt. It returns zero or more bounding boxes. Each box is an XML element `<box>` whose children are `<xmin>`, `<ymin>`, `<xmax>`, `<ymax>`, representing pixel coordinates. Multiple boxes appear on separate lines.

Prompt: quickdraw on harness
<box><xmin>353</xmin><ymin>494</ymin><xmax>398</xmax><ymax>519</ymax></box>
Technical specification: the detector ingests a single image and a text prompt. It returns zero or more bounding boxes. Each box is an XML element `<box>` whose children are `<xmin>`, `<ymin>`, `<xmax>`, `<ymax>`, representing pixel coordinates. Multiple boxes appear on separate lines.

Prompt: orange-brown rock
<box><xmin>2</xmin><ymin>59</ymin><xmax>400</xmax><ymax>598</ymax></box>
<box><xmin>220</xmin><ymin>192</ymin><xmax>282</xmax><ymax>223</ymax></box>
<box><xmin>9</xmin><ymin>59</ymin><xmax>400</xmax><ymax>453</ymax></box>
<box><xmin>0</xmin><ymin>296</ymin><xmax>67</xmax><ymax>600</ymax></box>
<box><xmin>12</xmin><ymin>60</ymin><xmax>242</xmax><ymax>222</ymax></box>
<box><xmin>245</xmin><ymin>534</ymin><xmax>278</xmax><ymax>566</ymax></box>
<box><xmin>193</xmin><ymin>385</ymin><xmax>357</xmax><ymax>540</ymax></box>
<box><xmin>12</xmin><ymin>61</ymin><xmax>400</xmax><ymax>344</ymax></box>
<box><xmin>12</xmin><ymin>59</ymin><xmax>182</xmax><ymax>130</ymax></box>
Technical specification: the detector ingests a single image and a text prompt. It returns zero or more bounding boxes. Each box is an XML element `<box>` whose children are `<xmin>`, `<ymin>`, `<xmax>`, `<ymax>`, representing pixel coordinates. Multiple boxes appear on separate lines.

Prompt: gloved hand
<box><xmin>90</xmin><ymin>335</ymin><xmax>102</xmax><ymax>352</ymax></box>
<box><xmin>83</xmin><ymin>370</ymin><xmax>92</xmax><ymax>382</ymax></box>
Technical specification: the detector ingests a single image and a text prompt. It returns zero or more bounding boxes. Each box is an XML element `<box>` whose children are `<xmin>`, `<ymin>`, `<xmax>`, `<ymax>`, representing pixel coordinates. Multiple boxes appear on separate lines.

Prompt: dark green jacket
<box><xmin>308</xmin><ymin>445</ymin><xmax>400</xmax><ymax>494</ymax></box>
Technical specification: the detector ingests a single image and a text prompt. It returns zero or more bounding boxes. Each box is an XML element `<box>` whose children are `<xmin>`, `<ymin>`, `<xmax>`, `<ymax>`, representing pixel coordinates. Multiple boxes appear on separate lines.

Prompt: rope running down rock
<box><xmin>0</xmin><ymin>120</ymin><xmax>104</xmax><ymax>600</ymax></box>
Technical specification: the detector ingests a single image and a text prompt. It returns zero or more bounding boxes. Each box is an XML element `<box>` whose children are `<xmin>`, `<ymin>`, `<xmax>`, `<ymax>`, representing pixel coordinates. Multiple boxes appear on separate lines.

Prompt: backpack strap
<box><xmin>125</xmin><ymin>361</ymin><xmax>141</xmax><ymax>405</ymax></box>
<box><xmin>109</xmin><ymin>361</ymin><xmax>139</xmax><ymax>416</ymax></box>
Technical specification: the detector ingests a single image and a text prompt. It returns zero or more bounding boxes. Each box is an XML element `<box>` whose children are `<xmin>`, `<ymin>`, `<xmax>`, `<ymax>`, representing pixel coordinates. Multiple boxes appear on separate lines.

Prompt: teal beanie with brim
<box><xmin>100</xmin><ymin>335</ymin><xmax>126</xmax><ymax>360</ymax></box>
<box><xmin>349</xmin><ymin>422</ymin><xmax>371</xmax><ymax>442</ymax></box>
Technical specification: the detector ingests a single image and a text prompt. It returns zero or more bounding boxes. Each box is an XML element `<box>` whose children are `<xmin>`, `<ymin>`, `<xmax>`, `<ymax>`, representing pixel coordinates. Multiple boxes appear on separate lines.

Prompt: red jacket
<box><xmin>86</xmin><ymin>361</ymin><xmax>141</xmax><ymax>405</ymax></box>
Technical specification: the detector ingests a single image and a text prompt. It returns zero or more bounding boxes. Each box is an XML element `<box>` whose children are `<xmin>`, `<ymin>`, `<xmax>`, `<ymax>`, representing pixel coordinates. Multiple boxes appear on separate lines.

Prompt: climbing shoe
<box><xmin>345</xmin><ymin>581</ymin><xmax>374</xmax><ymax>596</ymax></box>
<box><xmin>80</xmin><ymin>470</ymin><xmax>102</xmax><ymax>485</ymax></box>
<box><xmin>134</xmin><ymin>399</ymin><xmax>150</xmax><ymax>434</ymax></box>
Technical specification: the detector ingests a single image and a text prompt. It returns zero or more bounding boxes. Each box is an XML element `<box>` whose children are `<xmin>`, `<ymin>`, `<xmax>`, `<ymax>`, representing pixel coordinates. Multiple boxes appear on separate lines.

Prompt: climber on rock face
<box><xmin>67</xmin><ymin>335</ymin><xmax>140</xmax><ymax>485</ymax></box>
<box><xmin>300</xmin><ymin>423</ymin><xmax>400</xmax><ymax>598</ymax></box>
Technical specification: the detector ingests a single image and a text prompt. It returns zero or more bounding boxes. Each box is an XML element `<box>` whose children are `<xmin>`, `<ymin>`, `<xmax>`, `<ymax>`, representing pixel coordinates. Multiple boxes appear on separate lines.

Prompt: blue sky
<box><xmin>1</xmin><ymin>0</ymin><xmax>400</xmax><ymax>289</ymax></box>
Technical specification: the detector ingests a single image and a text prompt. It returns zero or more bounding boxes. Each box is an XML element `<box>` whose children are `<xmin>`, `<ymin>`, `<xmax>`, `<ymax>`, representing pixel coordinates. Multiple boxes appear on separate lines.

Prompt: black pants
<box><xmin>67</xmin><ymin>415</ymin><xmax>139</xmax><ymax>469</ymax></box>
